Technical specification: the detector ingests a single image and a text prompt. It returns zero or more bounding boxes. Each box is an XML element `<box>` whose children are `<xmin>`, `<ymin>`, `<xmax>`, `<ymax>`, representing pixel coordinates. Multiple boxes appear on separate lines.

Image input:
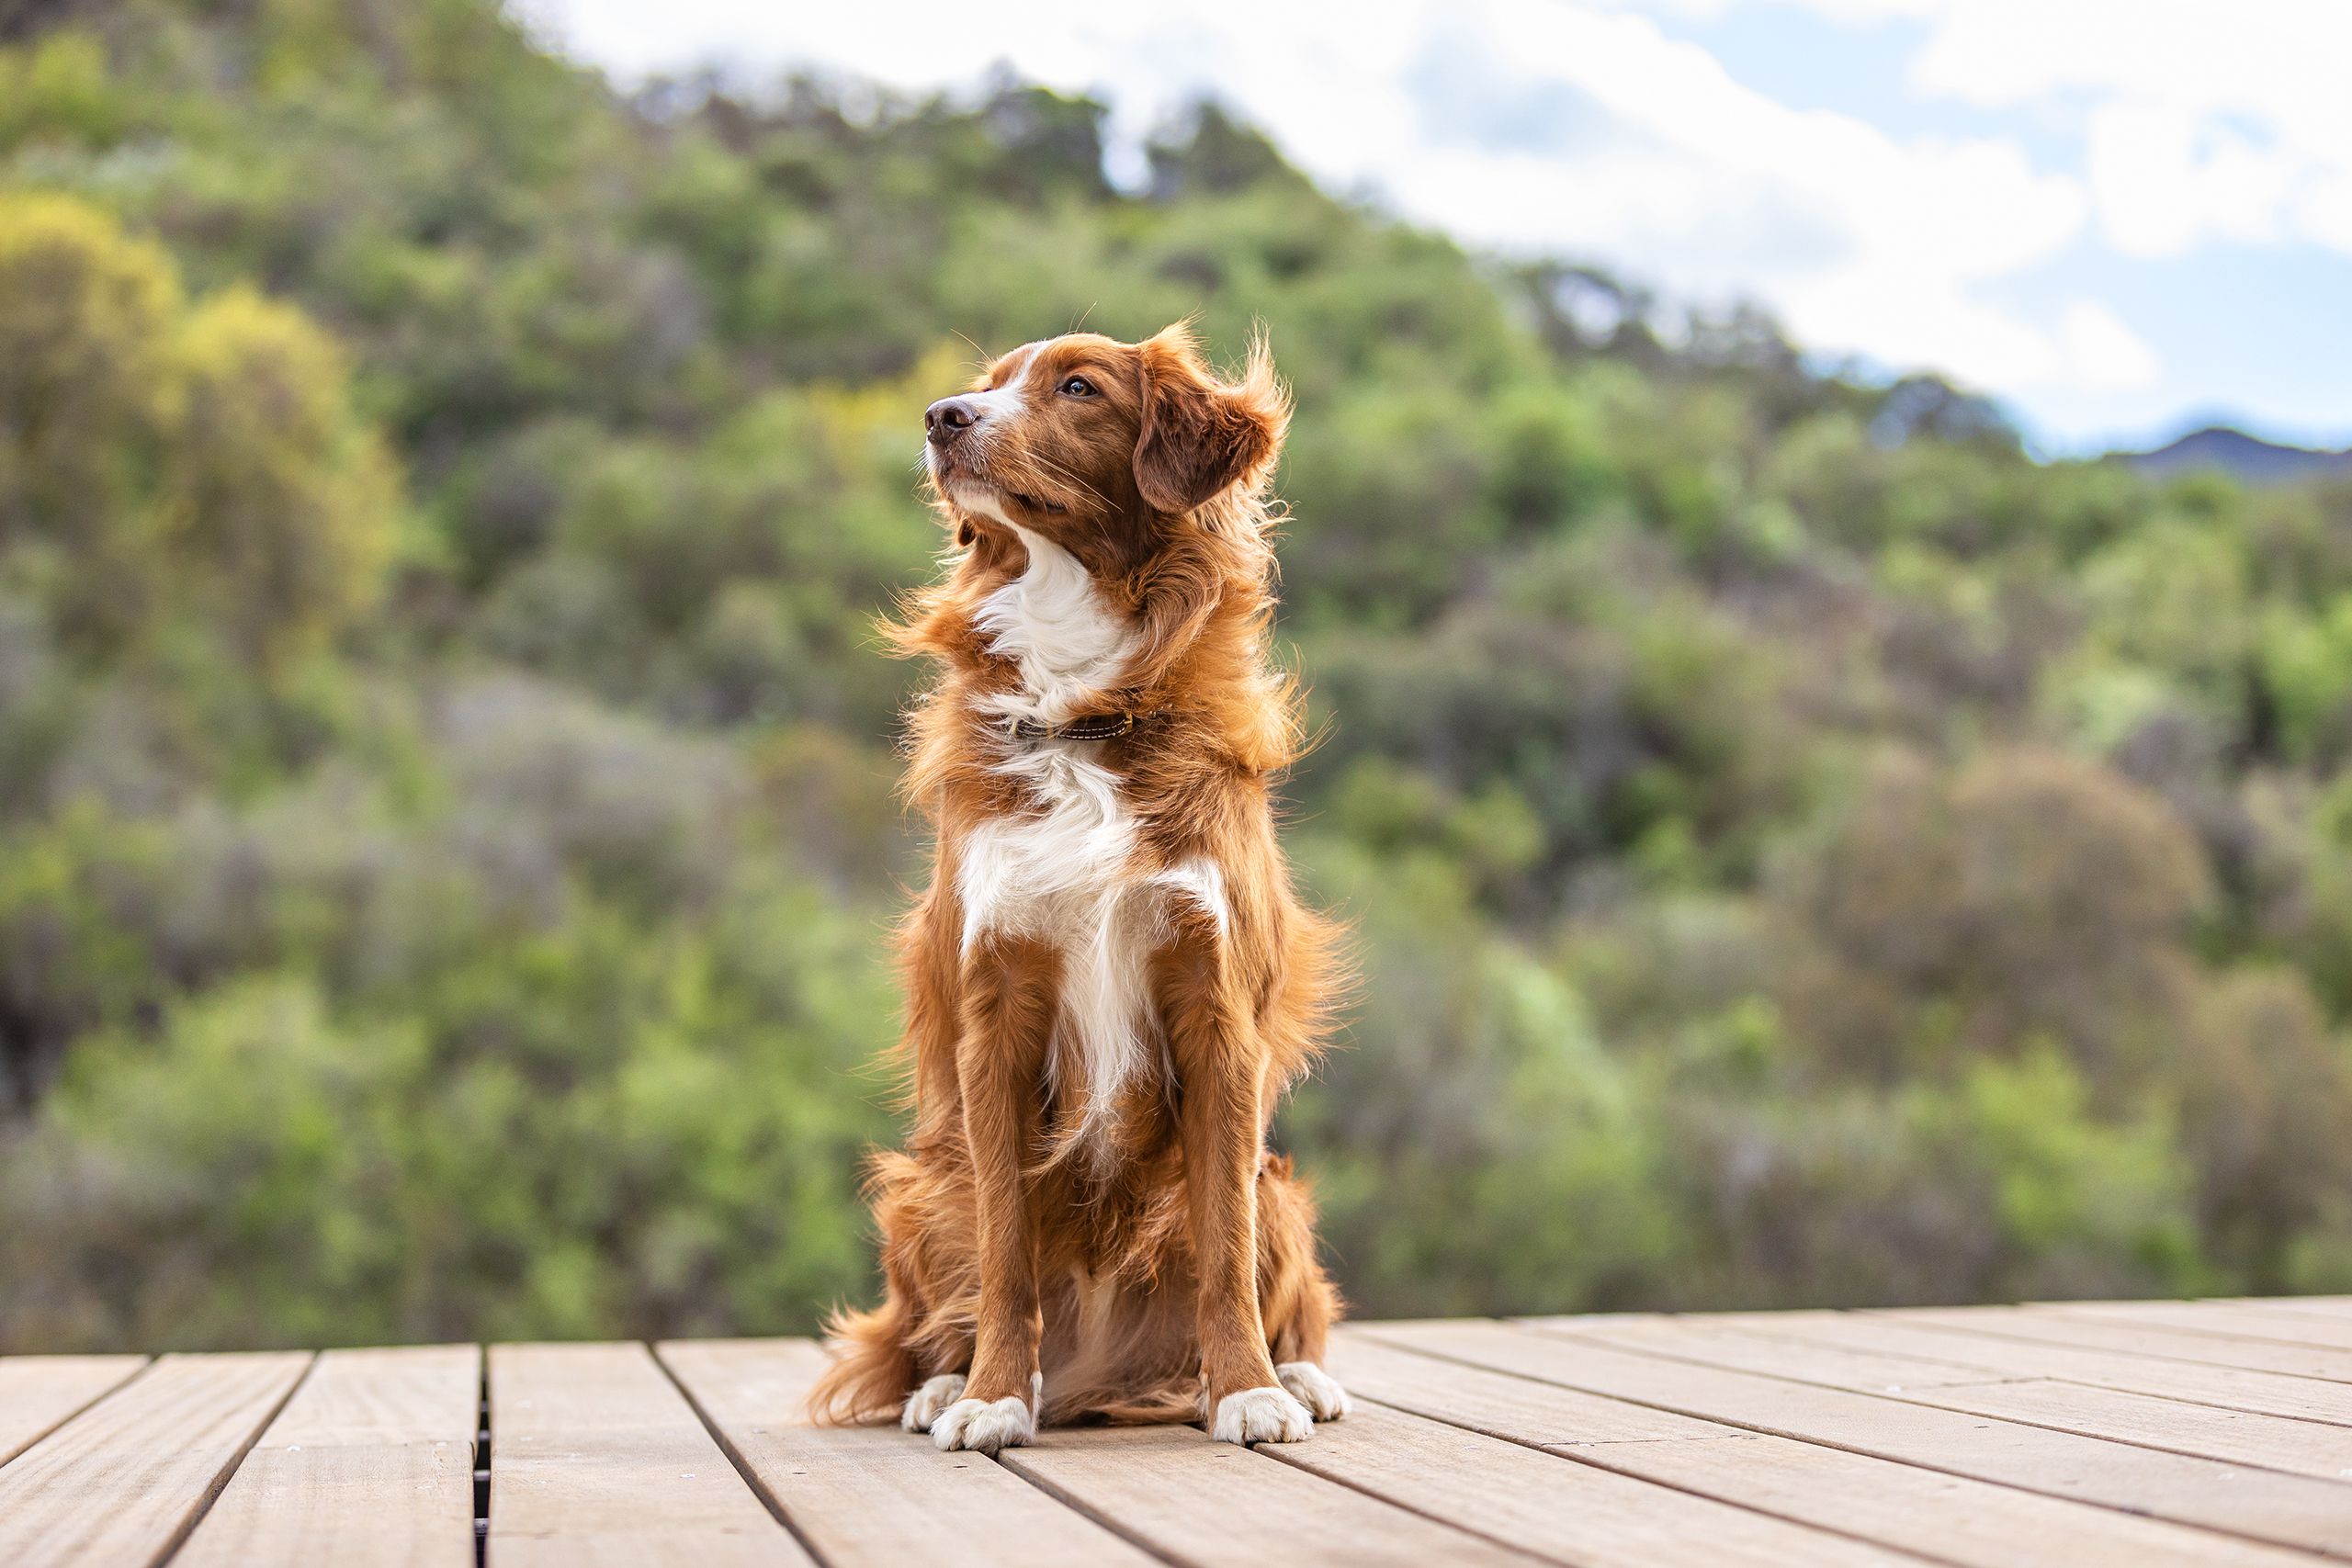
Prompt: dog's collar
<box><xmin>1009</xmin><ymin>710</ymin><xmax>1138</xmax><ymax>743</ymax></box>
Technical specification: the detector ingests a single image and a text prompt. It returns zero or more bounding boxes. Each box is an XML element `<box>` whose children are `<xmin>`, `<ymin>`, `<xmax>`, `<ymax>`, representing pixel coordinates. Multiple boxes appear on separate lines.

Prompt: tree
<box><xmin>0</xmin><ymin>193</ymin><xmax>394</xmax><ymax>668</ymax></box>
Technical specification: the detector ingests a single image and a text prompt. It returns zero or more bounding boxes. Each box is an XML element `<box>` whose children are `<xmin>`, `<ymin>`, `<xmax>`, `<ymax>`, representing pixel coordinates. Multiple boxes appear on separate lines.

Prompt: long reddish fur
<box><xmin>808</xmin><ymin>324</ymin><xmax>1347</xmax><ymax>1427</ymax></box>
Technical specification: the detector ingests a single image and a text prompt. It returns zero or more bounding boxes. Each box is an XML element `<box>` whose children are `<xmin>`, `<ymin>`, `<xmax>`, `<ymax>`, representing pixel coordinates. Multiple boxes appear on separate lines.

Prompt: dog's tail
<box><xmin>807</xmin><ymin>1292</ymin><xmax>920</xmax><ymax>1425</ymax></box>
<box><xmin>808</xmin><ymin>1147</ymin><xmax>968</xmax><ymax>1425</ymax></box>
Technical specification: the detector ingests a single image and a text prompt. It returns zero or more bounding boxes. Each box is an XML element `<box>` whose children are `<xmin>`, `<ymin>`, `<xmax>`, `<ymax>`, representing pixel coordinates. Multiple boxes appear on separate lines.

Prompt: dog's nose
<box><xmin>925</xmin><ymin>397</ymin><xmax>979</xmax><ymax>446</ymax></box>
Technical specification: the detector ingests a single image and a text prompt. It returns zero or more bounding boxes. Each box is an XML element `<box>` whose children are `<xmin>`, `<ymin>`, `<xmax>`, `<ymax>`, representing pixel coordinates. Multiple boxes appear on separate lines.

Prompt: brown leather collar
<box><xmin>1010</xmin><ymin>711</ymin><xmax>1137</xmax><ymax>742</ymax></box>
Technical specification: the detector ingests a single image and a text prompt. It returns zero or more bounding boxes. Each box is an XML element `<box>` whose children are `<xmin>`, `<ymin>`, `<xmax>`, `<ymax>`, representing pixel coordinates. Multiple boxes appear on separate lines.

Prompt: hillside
<box><xmin>6</xmin><ymin>0</ymin><xmax>2352</xmax><ymax>1350</ymax></box>
<box><xmin>2123</xmin><ymin>425</ymin><xmax>2352</xmax><ymax>486</ymax></box>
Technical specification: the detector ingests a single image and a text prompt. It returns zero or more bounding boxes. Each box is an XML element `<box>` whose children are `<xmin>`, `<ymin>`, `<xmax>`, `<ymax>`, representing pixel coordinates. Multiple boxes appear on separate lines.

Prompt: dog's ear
<box><xmin>1133</xmin><ymin>326</ymin><xmax>1288</xmax><ymax>515</ymax></box>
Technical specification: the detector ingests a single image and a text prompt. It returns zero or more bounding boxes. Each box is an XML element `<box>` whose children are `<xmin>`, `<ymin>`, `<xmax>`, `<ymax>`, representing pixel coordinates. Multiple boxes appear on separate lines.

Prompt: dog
<box><xmin>807</xmin><ymin>324</ymin><xmax>1350</xmax><ymax>1452</ymax></box>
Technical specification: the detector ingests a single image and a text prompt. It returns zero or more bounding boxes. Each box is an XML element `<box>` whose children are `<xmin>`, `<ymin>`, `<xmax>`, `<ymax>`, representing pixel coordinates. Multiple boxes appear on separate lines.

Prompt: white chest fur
<box><xmin>956</xmin><ymin>524</ymin><xmax>1227</xmax><ymax>1150</ymax></box>
<box><xmin>971</xmin><ymin>522</ymin><xmax>1133</xmax><ymax>728</ymax></box>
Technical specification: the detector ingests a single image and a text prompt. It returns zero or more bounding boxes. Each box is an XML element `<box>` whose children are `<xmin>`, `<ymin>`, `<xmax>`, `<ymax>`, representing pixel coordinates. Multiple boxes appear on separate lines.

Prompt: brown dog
<box><xmin>808</xmin><ymin>325</ymin><xmax>1348</xmax><ymax>1451</ymax></box>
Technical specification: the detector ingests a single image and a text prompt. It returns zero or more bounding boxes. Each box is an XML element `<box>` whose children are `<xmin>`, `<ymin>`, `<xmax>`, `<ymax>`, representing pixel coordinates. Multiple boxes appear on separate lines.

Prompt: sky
<box><xmin>518</xmin><ymin>0</ymin><xmax>2352</xmax><ymax>455</ymax></box>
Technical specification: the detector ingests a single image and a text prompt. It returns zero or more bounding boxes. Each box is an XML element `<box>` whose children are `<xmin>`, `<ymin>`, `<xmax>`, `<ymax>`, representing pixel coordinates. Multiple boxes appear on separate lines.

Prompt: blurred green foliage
<box><xmin>6</xmin><ymin>0</ymin><xmax>2352</xmax><ymax>1350</ymax></box>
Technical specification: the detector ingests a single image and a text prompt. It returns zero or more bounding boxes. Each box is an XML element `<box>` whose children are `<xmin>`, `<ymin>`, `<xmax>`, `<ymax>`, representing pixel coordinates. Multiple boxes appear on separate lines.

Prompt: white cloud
<box><xmin>2086</xmin><ymin>104</ymin><xmax>2290</xmax><ymax>257</ymax></box>
<box><xmin>1916</xmin><ymin>1</ymin><xmax>2352</xmax><ymax>260</ymax></box>
<box><xmin>1649</xmin><ymin>0</ymin><xmax>2352</xmax><ymax>262</ymax></box>
<box><xmin>1362</xmin><ymin>3</ymin><xmax>2105</xmax><ymax>392</ymax></box>
<box><xmin>2053</xmin><ymin>299</ymin><xmax>2162</xmax><ymax>391</ymax></box>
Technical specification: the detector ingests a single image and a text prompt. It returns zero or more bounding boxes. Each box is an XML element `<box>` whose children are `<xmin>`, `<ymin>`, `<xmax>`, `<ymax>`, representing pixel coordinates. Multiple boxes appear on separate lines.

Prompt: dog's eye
<box><xmin>1058</xmin><ymin>376</ymin><xmax>1096</xmax><ymax>398</ymax></box>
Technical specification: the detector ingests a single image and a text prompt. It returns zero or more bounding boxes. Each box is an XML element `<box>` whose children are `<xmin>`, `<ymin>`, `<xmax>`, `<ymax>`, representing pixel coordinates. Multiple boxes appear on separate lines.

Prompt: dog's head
<box><xmin>921</xmin><ymin>324</ymin><xmax>1288</xmax><ymax>569</ymax></box>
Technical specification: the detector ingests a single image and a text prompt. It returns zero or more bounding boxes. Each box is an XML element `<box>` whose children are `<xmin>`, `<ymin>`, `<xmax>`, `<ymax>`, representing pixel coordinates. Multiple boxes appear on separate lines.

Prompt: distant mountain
<box><xmin>2120</xmin><ymin>425</ymin><xmax>2352</xmax><ymax>486</ymax></box>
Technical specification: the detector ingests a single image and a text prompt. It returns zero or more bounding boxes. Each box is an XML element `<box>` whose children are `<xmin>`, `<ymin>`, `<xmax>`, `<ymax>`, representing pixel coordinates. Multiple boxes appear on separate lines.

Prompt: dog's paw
<box><xmin>901</xmin><ymin>1373</ymin><xmax>967</xmax><ymax>1433</ymax></box>
<box><xmin>932</xmin><ymin>1393</ymin><xmax>1035</xmax><ymax>1454</ymax></box>
<box><xmin>1276</xmin><ymin>1360</ymin><xmax>1351</xmax><ymax>1421</ymax></box>
<box><xmin>1211</xmin><ymin>1384</ymin><xmax>1315</xmax><ymax>1445</ymax></box>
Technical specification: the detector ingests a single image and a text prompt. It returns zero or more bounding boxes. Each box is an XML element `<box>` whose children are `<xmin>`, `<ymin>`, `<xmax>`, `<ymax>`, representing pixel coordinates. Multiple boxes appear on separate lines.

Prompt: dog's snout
<box><xmin>925</xmin><ymin>396</ymin><xmax>979</xmax><ymax>446</ymax></box>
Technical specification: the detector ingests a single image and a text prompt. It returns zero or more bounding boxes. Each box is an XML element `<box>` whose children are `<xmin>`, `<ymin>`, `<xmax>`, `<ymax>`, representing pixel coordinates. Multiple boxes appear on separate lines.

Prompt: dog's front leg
<box><xmin>1164</xmin><ymin>936</ymin><xmax>1315</xmax><ymax>1446</ymax></box>
<box><xmin>929</xmin><ymin>937</ymin><xmax>1055</xmax><ymax>1454</ymax></box>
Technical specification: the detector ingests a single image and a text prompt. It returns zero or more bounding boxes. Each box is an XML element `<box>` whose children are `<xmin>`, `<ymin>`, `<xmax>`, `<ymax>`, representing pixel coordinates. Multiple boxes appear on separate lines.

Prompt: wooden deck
<box><xmin>7</xmin><ymin>1299</ymin><xmax>2352</xmax><ymax>1565</ymax></box>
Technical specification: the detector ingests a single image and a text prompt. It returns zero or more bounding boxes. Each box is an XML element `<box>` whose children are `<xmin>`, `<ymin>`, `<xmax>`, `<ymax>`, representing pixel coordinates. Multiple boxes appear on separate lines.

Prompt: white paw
<box><xmin>1212</xmin><ymin>1384</ymin><xmax>1315</xmax><ymax>1445</ymax></box>
<box><xmin>901</xmin><ymin>1373</ymin><xmax>967</xmax><ymax>1433</ymax></box>
<box><xmin>1276</xmin><ymin>1361</ymin><xmax>1351</xmax><ymax>1421</ymax></box>
<box><xmin>931</xmin><ymin>1393</ymin><xmax>1035</xmax><ymax>1454</ymax></box>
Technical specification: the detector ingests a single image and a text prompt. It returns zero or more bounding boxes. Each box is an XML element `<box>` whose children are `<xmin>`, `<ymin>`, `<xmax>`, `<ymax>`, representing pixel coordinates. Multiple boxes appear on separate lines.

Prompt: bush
<box><xmin>7</xmin><ymin>8</ymin><xmax>2352</xmax><ymax>1348</ymax></box>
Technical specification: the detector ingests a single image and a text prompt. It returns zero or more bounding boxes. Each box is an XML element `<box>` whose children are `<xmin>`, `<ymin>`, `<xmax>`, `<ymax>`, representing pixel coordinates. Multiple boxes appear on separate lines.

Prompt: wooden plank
<box><xmin>1256</xmin><ymin>1393</ymin><xmax>1927</xmax><ymax>1566</ymax></box>
<box><xmin>656</xmin><ymin>1337</ymin><xmax>1154</xmax><ymax>1568</ymax></box>
<box><xmin>0</xmin><ymin>1350</ymin><xmax>311</xmax><ymax>1568</ymax></box>
<box><xmin>1611</xmin><ymin>1308</ymin><xmax>2352</xmax><ymax>1427</ymax></box>
<box><xmin>999</xmin><ymin>1421</ymin><xmax>1543</xmax><ymax>1568</ymax></box>
<box><xmin>1363</xmin><ymin>1319</ymin><xmax>2352</xmax><ymax>1558</ymax></box>
<box><xmin>1883</xmin><ymin>1303</ymin><xmax>2352</xmax><ymax>1385</ymax></box>
<box><xmin>0</xmin><ymin>1355</ymin><xmax>148</xmax><ymax>1467</ymax></box>
<box><xmin>1536</xmin><ymin>1314</ymin><xmax>2352</xmax><ymax>1489</ymax></box>
<box><xmin>488</xmin><ymin>1342</ymin><xmax>811</xmax><ymax>1568</ymax></box>
<box><xmin>1918</xmin><ymin>1378</ymin><xmax>2352</xmax><ymax>1482</ymax></box>
<box><xmin>1332</xmin><ymin>1332</ymin><xmax>2324</xmax><ymax>1568</ymax></box>
<box><xmin>2052</xmin><ymin>1300</ymin><xmax>2352</xmax><ymax>1353</ymax></box>
<box><xmin>1522</xmin><ymin>1314</ymin><xmax>2010</xmax><ymax>1392</ymax></box>
<box><xmin>173</xmin><ymin>1345</ymin><xmax>478</xmax><ymax>1568</ymax></box>
<box><xmin>1770</xmin><ymin>1308</ymin><xmax>2352</xmax><ymax>1423</ymax></box>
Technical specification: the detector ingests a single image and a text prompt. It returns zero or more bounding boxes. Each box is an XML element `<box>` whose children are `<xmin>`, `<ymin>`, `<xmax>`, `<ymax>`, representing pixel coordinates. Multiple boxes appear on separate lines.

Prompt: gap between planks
<box><xmin>9</xmin><ymin>1302</ymin><xmax>2352</xmax><ymax>1568</ymax></box>
<box><xmin>1330</xmin><ymin>1328</ymin><xmax>2330</xmax><ymax>1568</ymax></box>
<box><xmin>1353</xmin><ymin>1319</ymin><xmax>2352</xmax><ymax>1562</ymax></box>
<box><xmin>656</xmin><ymin>1337</ymin><xmax>1157</xmax><ymax>1568</ymax></box>
<box><xmin>1243</xmin><ymin>1392</ymin><xmax>1928</xmax><ymax>1566</ymax></box>
<box><xmin>1852</xmin><ymin>1303</ymin><xmax>2352</xmax><ymax>1388</ymax></box>
<box><xmin>487</xmin><ymin>1341</ymin><xmax>813</xmax><ymax>1568</ymax></box>
<box><xmin>662</xmin><ymin>1337</ymin><xmax>1570</xmax><ymax>1568</ymax></box>
<box><xmin>1516</xmin><ymin>1310</ymin><xmax>2352</xmax><ymax>1472</ymax></box>
<box><xmin>0</xmin><ymin>1354</ymin><xmax>150</xmax><ymax>1468</ymax></box>
<box><xmin>2046</xmin><ymin>1299</ymin><xmax>2352</xmax><ymax>1354</ymax></box>
<box><xmin>0</xmin><ymin>1351</ymin><xmax>313</xmax><ymax>1568</ymax></box>
<box><xmin>169</xmin><ymin>1344</ymin><xmax>481</xmax><ymax>1568</ymax></box>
